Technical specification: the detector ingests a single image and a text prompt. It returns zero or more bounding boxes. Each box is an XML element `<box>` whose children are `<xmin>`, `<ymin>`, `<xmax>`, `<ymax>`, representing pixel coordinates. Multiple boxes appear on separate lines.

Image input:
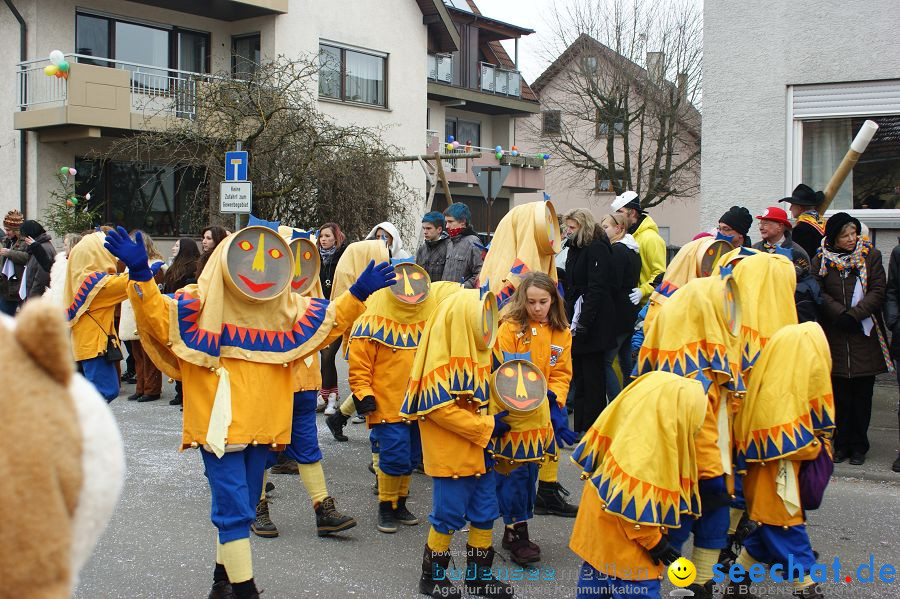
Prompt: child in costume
<box><xmin>103</xmin><ymin>223</ymin><xmax>395</xmax><ymax>599</ymax></box>
<box><xmin>570</xmin><ymin>372</ymin><xmax>707</xmax><ymax>599</ymax></box>
<box><xmin>634</xmin><ymin>273</ymin><xmax>744</xmax><ymax>598</ymax></box>
<box><xmin>401</xmin><ymin>288</ymin><xmax>514</xmax><ymax>599</ymax></box>
<box><xmin>728</xmin><ymin>323</ymin><xmax>835</xmax><ymax>599</ymax></box>
<box><xmin>64</xmin><ymin>230</ymin><xmax>132</xmax><ymax>401</ymax></box>
<box><xmin>492</xmin><ymin>272</ymin><xmax>575</xmax><ymax>565</ymax></box>
<box><xmin>252</xmin><ymin>228</ymin><xmax>356</xmax><ymax>539</ymax></box>
<box><xmin>348</xmin><ymin>261</ymin><xmax>462</xmax><ymax>533</ymax></box>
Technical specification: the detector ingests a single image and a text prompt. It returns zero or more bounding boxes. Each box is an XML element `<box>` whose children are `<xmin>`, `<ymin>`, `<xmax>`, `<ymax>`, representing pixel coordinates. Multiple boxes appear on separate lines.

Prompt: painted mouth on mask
<box><xmin>290</xmin><ymin>276</ymin><xmax>309</xmax><ymax>290</ymax></box>
<box><xmin>397</xmin><ymin>292</ymin><xmax>425</xmax><ymax>303</ymax></box>
<box><xmin>238</xmin><ymin>275</ymin><xmax>275</xmax><ymax>293</ymax></box>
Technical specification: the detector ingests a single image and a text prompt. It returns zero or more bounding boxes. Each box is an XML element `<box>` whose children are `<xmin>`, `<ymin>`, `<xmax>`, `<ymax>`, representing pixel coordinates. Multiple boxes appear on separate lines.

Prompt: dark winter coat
<box><xmin>608</xmin><ymin>238</ymin><xmax>642</xmax><ymax>336</ymax></box>
<box><xmin>792</xmin><ymin>221</ymin><xmax>825</xmax><ymax>262</ymax></box>
<box><xmin>882</xmin><ymin>244</ymin><xmax>900</xmax><ymax>360</ymax></box>
<box><xmin>22</xmin><ymin>232</ymin><xmax>56</xmax><ymax>298</ymax></box>
<box><xmin>0</xmin><ymin>235</ymin><xmax>28</xmax><ymax>301</ymax></box>
<box><xmin>415</xmin><ymin>232</ymin><xmax>450</xmax><ymax>283</ymax></box>
<box><xmin>319</xmin><ymin>242</ymin><xmax>347</xmax><ymax>300</ymax></box>
<box><xmin>812</xmin><ymin>246</ymin><xmax>888</xmax><ymax>378</ymax></box>
<box><xmin>564</xmin><ymin>229</ymin><xmax>617</xmax><ymax>355</ymax></box>
<box><xmin>442</xmin><ymin>227</ymin><xmax>482</xmax><ymax>289</ymax></box>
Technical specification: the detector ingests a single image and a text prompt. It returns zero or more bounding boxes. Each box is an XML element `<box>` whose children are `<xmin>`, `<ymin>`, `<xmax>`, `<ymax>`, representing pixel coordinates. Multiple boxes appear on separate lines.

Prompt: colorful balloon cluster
<box><xmin>58</xmin><ymin>166</ymin><xmax>87</xmax><ymax>207</ymax></box>
<box><xmin>44</xmin><ymin>50</ymin><xmax>70</xmax><ymax>79</ymax></box>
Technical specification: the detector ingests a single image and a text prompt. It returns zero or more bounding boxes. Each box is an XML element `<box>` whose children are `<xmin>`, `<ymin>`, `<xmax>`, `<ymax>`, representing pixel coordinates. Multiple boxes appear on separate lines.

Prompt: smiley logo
<box><xmin>667</xmin><ymin>557</ymin><xmax>696</xmax><ymax>587</ymax></box>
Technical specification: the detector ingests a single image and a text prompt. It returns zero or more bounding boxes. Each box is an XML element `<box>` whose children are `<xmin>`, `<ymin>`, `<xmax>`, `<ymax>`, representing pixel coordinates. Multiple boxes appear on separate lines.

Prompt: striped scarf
<box><xmin>819</xmin><ymin>239</ymin><xmax>894</xmax><ymax>372</ymax></box>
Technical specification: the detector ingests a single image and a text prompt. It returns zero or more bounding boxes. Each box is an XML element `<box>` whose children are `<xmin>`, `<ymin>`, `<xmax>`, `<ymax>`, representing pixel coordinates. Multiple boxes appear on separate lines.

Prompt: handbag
<box><xmin>797</xmin><ymin>439</ymin><xmax>833</xmax><ymax>510</ymax></box>
<box><xmin>86</xmin><ymin>311</ymin><xmax>124</xmax><ymax>363</ymax></box>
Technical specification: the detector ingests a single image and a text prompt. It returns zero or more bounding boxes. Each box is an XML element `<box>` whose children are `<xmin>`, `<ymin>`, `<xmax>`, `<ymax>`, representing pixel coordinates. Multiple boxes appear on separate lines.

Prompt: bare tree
<box><xmin>95</xmin><ymin>55</ymin><xmax>415</xmax><ymax>240</ymax></box>
<box><xmin>531</xmin><ymin>0</ymin><xmax>702</xmax><ymax>208</ymax></box>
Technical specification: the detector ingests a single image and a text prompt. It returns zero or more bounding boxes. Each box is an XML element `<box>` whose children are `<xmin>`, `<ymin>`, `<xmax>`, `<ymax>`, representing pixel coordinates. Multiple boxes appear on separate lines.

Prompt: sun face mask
<box><xmin>288</xmin><ymin>236</ymin><xmax>320</xmax><ymax>296</ymax></box>
<box><xmin>478</xmin><ymin>291</ymin><xmax>499</xmax><ymax>349</ymax></box>
<box><xmin>390</xmin><ymin>262</ymin><xmax>430</xmax><ymax>305</ymax></box>
<box><xmin>699</xmin><ymin>239</ymin><xmax>733</xmax><ymax>277</ymax></box>
<box><xmin>223</xmin><ymin>225</ymin><xmax>292</xmax><ymax>302</ymax></box>
<box><xmin>492</xmin><ymin>358</ymin><xmax>547</xmax><ymax>413</ymax></box>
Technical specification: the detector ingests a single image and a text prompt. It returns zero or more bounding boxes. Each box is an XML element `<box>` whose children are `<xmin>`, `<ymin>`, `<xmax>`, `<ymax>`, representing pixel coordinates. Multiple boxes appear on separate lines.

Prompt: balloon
<box><xmin>495</xmin><ymin>152</ymin><xmax>503</xmax><ymax>160</ymax></box>
<box><xmin>49</xmin><ymin>50</ymin><xmax>64</xmax><ymax>66</ymax></box>
<box><xmin>70</xmin><ymin>197</ymin><xmax>79</xmax><ymax>206</ymax></box>
<box><xmin>66</xmin><ymin>200</ymin><xmax>74</xmax><ymax>207</ymax></box>
<box><xmin>511</xmin><ymin>145</ymin><xmax>518</xmax><ymax>151</ymax></box>
<box><xmin>54</xmin><ymin>71</ymin><xmax>63</xmax><ymax>79</ymax></box>
<box><xmin>43</xmin><ymin>65</ymin><xmax>58</xmax><ymax>77</ymax></box>
<box><xmin>451</xmin><ymin>140</ymin><xmax>460</xmax><ymax>149</ymax></box>
<box><xmin>511</xmin><ymin>150</ymin><xmax>519</xmax><ymax>157</ymax></box>
<box><xmin>85</xmin><ymin>193</ymin><xmax>91</xmax><ymax>201</ymax></box>
<box><xmin>68</xmin><ymin>167</ymin><xmax>77</xmax><ymax>176</ymax></box>
<box><xmin>447</xmin><ymin>135</ymin><xmax>454</xmax><ymax>143</ymax></box>
<box><xmin>57</xmin><ymin>60</ymin><xmax>69</xmax><ymax>73</ymax></box>
<box><xmin>61</xmin><ymin>71</ymin><xmax>69</xmax><ymax>80</ymax></box>
<box><xmin>446</xmin><ymin>143</ymin><xmax>453</xmax><ymax>152</ymax></box>
<box><xmin>59</xmin><ymin>167</ymin><xmax>69</xmax><ymax>175</ymax></box>
<box><xmin>543</xmin><ymin>154</ymin><xmax>551</xmax><ymax>160</ymax></box>
<box><xmin>495</xmin><ymin>145</ymin><xmax>502</xmax><ymax>153</ymax></box>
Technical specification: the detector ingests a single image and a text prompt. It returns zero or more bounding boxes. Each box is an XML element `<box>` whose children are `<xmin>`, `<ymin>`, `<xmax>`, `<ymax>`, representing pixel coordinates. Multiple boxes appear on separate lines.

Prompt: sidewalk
<box><xmin>831</xmin><ymin>375</ymin><xmax>899</xmax><ymax>483</ymax></box>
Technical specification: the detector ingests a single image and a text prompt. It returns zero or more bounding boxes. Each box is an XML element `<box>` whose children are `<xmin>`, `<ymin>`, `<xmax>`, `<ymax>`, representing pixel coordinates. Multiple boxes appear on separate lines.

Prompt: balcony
<box><xmin>14</xmin><ymin>54</ymin><xmax>221</xmax><ymax>139</ymax></box>
<box><xmin>427</xmin><ymin>54</ymin><xmax>538</xmax><ymax>116</ymax></box>
<box><xmin>126</xmin><ymin>0</ymin><xmax>287</xmax><ymax>21</ymax></box>
<box><xmin>425</xmin><ymin>130</ymin><xmax>545</xmax><ymax>192</ymax></box>
<box><xmin>479</xmin><ymin>62</ymin><xmax>521</xmax><ymax>98</ymax></box>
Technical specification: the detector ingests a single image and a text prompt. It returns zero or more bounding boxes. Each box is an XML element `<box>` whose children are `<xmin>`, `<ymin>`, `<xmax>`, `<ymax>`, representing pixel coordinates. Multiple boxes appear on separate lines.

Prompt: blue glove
<box><xmin>491</xmin><ymin>410</ymin><xmax>511</xmax><ymax>438</ymax></box>
<box><xmin>150</xmin><ymin>261</ymin><xmax>163</xmax><ymax>276</ymax></box>
<box><xmin>104</xmin><ymin>226</ymin><xmax>152</xmax><ymax>282</ymax></box>
<box><xmin>349</xmin><ymin>260</ymin><xmax>397</xmax><ymax>302</ymax></box>
<box><xmin>548</xmin><ymin>392</ymin><xmax>578</xmax><ymax>447</ymax></box>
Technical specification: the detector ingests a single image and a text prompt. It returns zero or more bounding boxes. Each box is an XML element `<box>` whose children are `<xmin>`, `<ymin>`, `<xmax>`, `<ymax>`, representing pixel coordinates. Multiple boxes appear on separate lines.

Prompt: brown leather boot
<box><xmin>464</xmin><ymin>545</ymin><xmax>513</xmax><ymax>598</ymax></box>
<box><xmin>419</xmin><ymin>545</ymin><xmax>462</xmax><ymax>597</ymax></box>
<box><xmin>251</xmin><ymin>498</ymin><xmax>278</xmax><ymax>538</ymax></box>
<box><xmin>501</xmin><ymin>522</ymin><xmax>540</xmax><ymax>565</ymax></box>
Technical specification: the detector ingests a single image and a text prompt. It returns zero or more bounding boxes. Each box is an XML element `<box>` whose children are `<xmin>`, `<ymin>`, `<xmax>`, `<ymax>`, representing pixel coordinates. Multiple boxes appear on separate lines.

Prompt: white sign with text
<box><xmin>220</xmin><ymin>181</ymin><xmax>252</xmax><ymax>214</ymax></box>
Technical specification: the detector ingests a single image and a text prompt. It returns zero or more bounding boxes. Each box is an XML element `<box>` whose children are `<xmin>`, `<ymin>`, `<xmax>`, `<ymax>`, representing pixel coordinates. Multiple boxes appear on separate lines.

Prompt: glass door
<box><xmin>233</xmin><ymin>34</ymin><xmax>261</xmax><ymax>80</ymax></box>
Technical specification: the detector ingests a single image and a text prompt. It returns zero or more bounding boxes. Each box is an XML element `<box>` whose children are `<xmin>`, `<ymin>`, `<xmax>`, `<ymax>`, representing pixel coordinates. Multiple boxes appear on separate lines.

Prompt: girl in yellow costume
<box><xmin>569</xmin><ymin>372</ymin><xmax>707</xmax><ymax>599</ymax></box>
<box><xmin>252</xmin><ymin>227</ymin><xmax>357</xmax><ymax>540</ymax></box>
<box><xmin>349</xmin><ymin>264</ymin><xmax>461</xmax><ymax>533</ymax></box>
<box><xmin>103</xmin><ymin>223</ymin><xmax>395</xmax><ymax>599</ymax></box>
<box><xmin>634</xmin><ymin>273</ymin><xmax>743</xmax><ymax>597</ymax></box>
<box><xmin>492</xmin><ymin>272</ymin><xmax>574</xmax><ymax>565</ymax></box>
<box><xmin>726</xmin><ymin>323</ymin><xmax>835</xmax><ymax>599</ymax></box>
<box><xmin>64</xmin><ymin>230</ymin><xmax>131</xmax><ymax>401</ymax></box>
<box><xmin>401</xmin><ymin>288</ymin><xmax>514</xmax><ymax>599</ymax></box>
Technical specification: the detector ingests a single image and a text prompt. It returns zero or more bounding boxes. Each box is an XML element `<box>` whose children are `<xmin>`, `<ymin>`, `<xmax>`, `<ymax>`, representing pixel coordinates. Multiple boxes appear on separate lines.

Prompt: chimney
<box><xmin>646</xmin><ymin>52</ymin><xmax>664</xmax><ymax>83</ymax></box>
<box><xmin>676</xmin><ymin>72</ymin><xmax>688</xmax><ymax>101</ymax></box>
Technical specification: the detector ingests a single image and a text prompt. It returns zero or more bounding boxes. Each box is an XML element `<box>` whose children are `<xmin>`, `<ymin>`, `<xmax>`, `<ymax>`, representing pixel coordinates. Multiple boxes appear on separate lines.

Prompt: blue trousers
<box><xmin>743</xmin><ymin>524</ymin><xmax>817</xmax><ymax>579</ymax></box>
<box><xmin>80</xmin><ymin>356</ymin><xmax>120</xmax><ymax>402</ymax></box>
<box><xmin>201</xmin><ymin>445</ymin><xmax>271</xmax><ymax>543</ymax></box>
<box><xmin>668</xmin><ymin>476</ymin><xmax>730</xmax><ymax>551</ymax></box>
<box><xmin>495</xmin><ymin>462</ymin><xmax>539</xmax><ymax>525</ymax></box>
<box><xmin>283</xmin><ymin>390</ymin><xmax>323</xmax><ymax>464</ymax></box>
<box><xmin>370</xmin><ymin>421</ymin><xmax>418</xmax><ymax>476</ymax></box>
<box><xmin>576</xmin><ymin>562</ymin><xmax>660</xmax><ymax>599</ymax></box>
<box><xmin>429</xmin><ymin>470</ymin><xmax>499</xmax><ymax>534</ymax></box>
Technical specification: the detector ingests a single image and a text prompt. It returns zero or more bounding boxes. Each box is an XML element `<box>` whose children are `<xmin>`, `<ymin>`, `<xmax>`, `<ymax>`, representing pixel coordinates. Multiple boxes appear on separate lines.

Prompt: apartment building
<box><xmin>1</xmin><ymin>0</ymin><xmax>463</xmax><ymax>238</ymax></box>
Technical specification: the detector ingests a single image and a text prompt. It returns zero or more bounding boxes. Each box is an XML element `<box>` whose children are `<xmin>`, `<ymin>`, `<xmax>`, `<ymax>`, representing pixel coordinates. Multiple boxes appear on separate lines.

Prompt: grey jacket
<box><xmin>0</xmin><ymin>236</ymin><xmax>28</xmax><ymax>301</ymax></box>
<box><xmin>441</xmin><ymin>228</ymin><xmax>483</xmax><ymax>289</ymax></box>
<box><xmin>23</xmin><ymin>233</ymin><xmax>56</xmax><ymax>298</ymax></box>
<box><xmin>415</xmin><ymin>232</ymin><xmax>450</xmax><ymax>283</ymax></box>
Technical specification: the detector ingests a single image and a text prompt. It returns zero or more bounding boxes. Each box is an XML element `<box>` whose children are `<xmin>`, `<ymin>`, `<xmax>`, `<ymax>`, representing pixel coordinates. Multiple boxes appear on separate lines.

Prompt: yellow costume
<box><xmin>570</xmin><ymin>372</ymin><xmax>706</xmax><ymax>583</ymax></box>
<box><xmin>479</xmin><ymin>200</ymin><xmax>560</xmax><ymax>309</ymax></box>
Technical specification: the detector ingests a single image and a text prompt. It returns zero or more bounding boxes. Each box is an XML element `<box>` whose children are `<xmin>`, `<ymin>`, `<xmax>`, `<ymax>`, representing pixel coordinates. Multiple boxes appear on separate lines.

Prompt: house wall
<box><xmin>0</xmin><ymin>0</ymin><xmax>429</xmax><ymax>239</ymax></box>
<box><xmin>702</xmin><ymin>0</ymin><xmax>900</xmax><ymax>243</ymax></box>
<box><xmin>519</xmin><ymin>58</ymin><xmax>700</xmax><ymax>247</ymax></box>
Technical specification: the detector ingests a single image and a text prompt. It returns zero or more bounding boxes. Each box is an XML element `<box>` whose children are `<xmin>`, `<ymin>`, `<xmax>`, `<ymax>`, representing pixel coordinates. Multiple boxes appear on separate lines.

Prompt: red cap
<box><xmin>756</xmin><ymin>206</ymin><xmax>792</xmax><ymax>228</ymax></box>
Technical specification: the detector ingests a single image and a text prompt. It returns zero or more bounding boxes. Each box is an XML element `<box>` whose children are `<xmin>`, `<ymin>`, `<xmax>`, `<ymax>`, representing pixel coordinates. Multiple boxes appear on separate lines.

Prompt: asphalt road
<box><xmin>74</xmin><ymin>370</ymin><xmax>900</xmax><ymax>599</ymax></box>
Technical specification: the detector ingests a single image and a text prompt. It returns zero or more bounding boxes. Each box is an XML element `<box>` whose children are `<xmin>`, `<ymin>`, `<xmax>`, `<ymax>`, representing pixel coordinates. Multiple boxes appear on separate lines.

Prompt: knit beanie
<box><xmin>3</xmin><ymin>210</ymin><xmax>23</xmax><ymax>230</ymax></box>
<box><xmin>718</xmin><ymin>206</ymin><xmax>752</xmax><ymax>236</ymax></box>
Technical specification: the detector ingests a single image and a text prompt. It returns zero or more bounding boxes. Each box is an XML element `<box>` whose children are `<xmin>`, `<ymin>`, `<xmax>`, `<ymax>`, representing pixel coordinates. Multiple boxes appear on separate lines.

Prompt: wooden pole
<box><xmin>433</xmin><ymin>151</ymin><xmax>454</xmax><ymax>208</ymax></box>
<box><xmin>818</xmin><ymin>120</ymin><xmax>879</xmax><ymax>214</ymax></box>
<box><xmin>386</xmin><ymin>151</ymin><xmax>482</xmax><ymax>162</ymax></box>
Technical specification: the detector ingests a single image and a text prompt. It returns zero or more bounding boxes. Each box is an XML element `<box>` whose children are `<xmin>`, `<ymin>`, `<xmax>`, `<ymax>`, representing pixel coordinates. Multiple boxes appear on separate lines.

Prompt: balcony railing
<box><xmin>16</xmin><ymin>53</ymin><xmax>222</xmax><ymax>118</ymax></box>
<box><xmin>427</xmin><ymin>53</ymin><xmax>453</xmax><ymax>84</ymax></box>
<box><xmin>480</xmin><ymin>62</ymin><xmax>521</xmax><ymax>98</ymax></box>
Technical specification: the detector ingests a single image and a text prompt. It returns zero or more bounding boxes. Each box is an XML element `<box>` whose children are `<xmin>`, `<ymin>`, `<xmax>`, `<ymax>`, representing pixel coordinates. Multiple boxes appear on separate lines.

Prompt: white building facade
<box><xmin>702</xmin><ymin>0</ymin><xmax>900</xmax><ymax>255</ymax></box>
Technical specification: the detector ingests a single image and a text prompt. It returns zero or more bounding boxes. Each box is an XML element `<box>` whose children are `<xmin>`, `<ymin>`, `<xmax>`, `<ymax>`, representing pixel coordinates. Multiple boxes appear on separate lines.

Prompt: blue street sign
<box><xmin>225</xmin><ymin>151</ymin><xmax>248</xmax><ymax>182</ymax></box>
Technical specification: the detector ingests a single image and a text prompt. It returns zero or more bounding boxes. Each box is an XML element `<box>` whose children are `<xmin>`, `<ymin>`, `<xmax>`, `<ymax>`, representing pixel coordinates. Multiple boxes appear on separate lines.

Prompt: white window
<box><xmin>318</xmin><ymin>42</ymin><xmax>387</xmax><ymax>108</ymax></box>
<box><xmin>789</xmin><ymin>81</ymin><xmax>900</xmax><ymax>216</ymax></box>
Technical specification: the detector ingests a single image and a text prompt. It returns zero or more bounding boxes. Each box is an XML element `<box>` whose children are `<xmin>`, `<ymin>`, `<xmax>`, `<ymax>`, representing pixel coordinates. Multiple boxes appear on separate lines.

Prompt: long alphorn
<box><xmin>817</xmin><ymin>120</ymin><xmax>879</xmax><ymax>214</ymax></box>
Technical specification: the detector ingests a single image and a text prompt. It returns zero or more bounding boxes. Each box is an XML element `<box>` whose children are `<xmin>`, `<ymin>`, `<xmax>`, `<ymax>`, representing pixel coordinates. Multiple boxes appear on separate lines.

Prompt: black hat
<box><xmin>718</xmin><ymin>206</ymin><xmax>753</xmax><ymax>236</ymax></box>
<box><xmin>824</xmin><ymin>211</ymin><xmax>861</xmax><ymax>247</ymax></box>
<box><xmin>779</xmin><ymin>183</ymin><xmax>825</xmax><ymax>207</ymax></box>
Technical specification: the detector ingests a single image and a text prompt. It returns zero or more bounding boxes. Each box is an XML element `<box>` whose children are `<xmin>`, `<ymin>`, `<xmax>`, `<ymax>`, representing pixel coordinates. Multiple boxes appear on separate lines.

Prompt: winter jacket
<box><xmin>883</xmin><ymin>244</ymin><xmax>900</xmax><ymax>359</ymax></box>
<box><xmin>318</xmin><ymin>242</ymin><xmax>347</xmax><ymax>300</ymax></box>
<box><xmin>630</xmin><ymin>214</ymin><xmax>667</xmax><ymax>303</ymax></box>
<box><xmin>812</xmin><ymin>246</ymin><xmax>888</xmax><ymax>378</ymax></box>
<box><xmin>415</xmin><ymin>232</ymin><xmax>450</xmax><ymax>282</ymax></box>
<box><xmin>441</xmin><ymin>227</ymin><xmax>483</xmax><ymax>289</ymax></box>
<box><xmin>0</xmin><ymin>236</ymin><xmax>28</xmax><ymax>301</ymax></box>
<box><xmin>792</xmin><ymin>219</ymin><xmax>826</xmax><ymax>262</ymax></box>
<box><xmin>609</xmin><ymin>235</ymin><xmax>642</xmax><ymax>336</ymax></box>
<box><xmin>564</xmin><ymin>228</ymin><xmax>617</xmax><ymax>355</ymax></box>
<box><xmin>365</xmin><ymin>222</ymin><xmax>410</xmax><ymax>259</ymax></box>
<box><xmin>22</xmin><ymin>232</ymin><xmax>56</xmax><ymax>299</ymax></box>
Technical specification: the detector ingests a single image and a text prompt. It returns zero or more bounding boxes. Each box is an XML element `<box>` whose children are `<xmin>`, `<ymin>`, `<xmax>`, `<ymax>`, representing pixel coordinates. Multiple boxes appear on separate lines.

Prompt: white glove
<box><xmin>629</xmin><ymin>288</ymin><xmax>642</xmax><ymax>305</ymax></box>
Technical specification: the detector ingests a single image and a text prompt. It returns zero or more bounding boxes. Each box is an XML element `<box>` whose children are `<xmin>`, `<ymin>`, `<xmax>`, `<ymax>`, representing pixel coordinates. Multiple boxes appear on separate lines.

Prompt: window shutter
<box><xmin>792</xmin><ymin>80</ymin><xmax>900</xmax><ymax>118</ymax></box>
